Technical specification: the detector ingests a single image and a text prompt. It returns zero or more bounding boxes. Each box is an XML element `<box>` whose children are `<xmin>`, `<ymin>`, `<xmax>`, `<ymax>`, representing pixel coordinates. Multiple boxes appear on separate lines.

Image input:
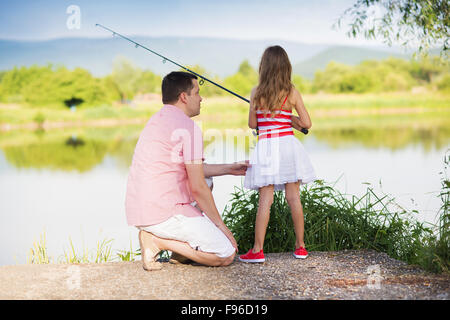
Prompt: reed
<box><xmin>116</xmin><ymin>239</ymin><xmax>138</xmax><ymax>262</ymax></box>
<box><xmin>414</xmin><ymin>151</ymin><xmax>450</xmax><ymax>273</ymax></box>
<box><xmin>61</xmin><ymin>237</ymin><xmax>89</xmax><ymax>264</ymax></box>
<box><xmin>27</xmin><ymin>231</ymin><xmax>51</xmax><ymax>264</ymax></box>
<box><xmin>223</xmin><ymin>171</ymin><xmax>449</xmax><ymax>273</ymax></box>
<box><xmin>27</xmin><ymin>234</ymin><xmax>125</xmax><ymax>264</ymax></box>
<box><xmin>93</xmin><ymin>238</ymin><xmax>114</xmax><ymax>263</ymax></box>
<box><xmin>26</xmin><ymin>233</ymin><xmax>156</xmax><ymax>264</ymax></box>
<box><xmin>25</xmin><ymin>153</ymin><xmax>448</xmax><ymax>272</ymax></box>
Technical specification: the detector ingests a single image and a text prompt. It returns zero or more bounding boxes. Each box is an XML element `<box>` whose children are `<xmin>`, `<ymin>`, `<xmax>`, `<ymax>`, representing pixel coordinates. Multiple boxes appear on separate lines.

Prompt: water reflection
<box><xmin>0</xmin><ymin>124</ymin><xmax>449</xmax><ymax>172</ymax></box>
<box><xmin>65</xmin><ymin>135</ymin><xmax>85</xmax><ymax>148</ymax></box>
<box><xmin>2</xmin><ymin>138</ymin><xmax>109</xmax><ymax>172</ymax></box>
<box><xmin>0</xmin><ymin>123</ymin><xmax>448</xmax><ymax>266</ymax></box>
<box><xmin>311</xmin><ymin>125</ymin><xmax>450</xmax><ymax>151</ymax></box>
<box><xmin>0</xmin><ymin>126</ymin><xmax>142</xmax><ymax>172</ymax></box>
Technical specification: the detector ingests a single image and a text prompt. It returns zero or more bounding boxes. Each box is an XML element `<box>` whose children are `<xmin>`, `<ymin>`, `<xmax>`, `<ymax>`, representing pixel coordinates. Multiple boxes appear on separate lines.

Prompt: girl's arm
<box><xmin>291</xmin><ymin>115</ymin><xmax>304</xmax><ymax>132</ymax></box>
<box><xmin>248</xmin><ymin>87</ymin><xmax>258</xmax><ymax>129</ymax></box>
<box><xmin>291</xmin><ymin>89</ymin><xmax>312</xmax><ymax>130</ymax></box>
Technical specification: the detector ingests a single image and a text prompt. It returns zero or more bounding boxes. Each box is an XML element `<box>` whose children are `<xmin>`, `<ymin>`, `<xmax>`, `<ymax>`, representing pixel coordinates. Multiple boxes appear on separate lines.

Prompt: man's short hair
<box><xmin>162</xmin><ymin>71</ymin><xmax>198</xmax><ymax>104</ymax></box>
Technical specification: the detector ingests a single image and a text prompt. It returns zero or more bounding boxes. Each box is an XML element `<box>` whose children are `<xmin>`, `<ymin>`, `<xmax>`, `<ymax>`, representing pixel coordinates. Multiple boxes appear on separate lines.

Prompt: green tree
<box><xmin>101</xmin><ymin>75</ymin><xmax>122</xmax><ymax>103</ymax></box>
<box><xmin>182</xmin><ymin>65</ymin><xmax>224</xmax><ymax>97</ymax></box>
<box><xmin>313</xmin><ymin>62</ymin><xmax>353</xmax><ymax>93</ymax></box>
<box><xmin>409</xmin><ymin>56</ymin><xmax>449</xmax><ymax>83</ymax></box>
<box><xmin>292</xmin><ymin>74</ymin><xmax>312</xmax><ymax>93</ymax></box>
<box><xmin>340</xmin><ymin>71</ymin><xmax>375</xmax><ymax>93</ymax></box>
<box><xmin>223</xmin><ymin>60</ymin><xmax>258</xmax><ymax>97</ymax></box>
<box><xmin>384</xmin><ymin>72</ymin><xmax>413</xmax><ymax>91</ymax></box>
<box><xmin>0</xmin><ymin>65</ymin><xmax>53</xmax><ymax>103</ymax></box>
<box><xmin>312</xmin><ymin>58</ymin><xmax>421</xmax><ymax>93</ymax></box>
<box><xmin>369</xmin><ymin>58</ymin><xmax>416</xmax><ymax>91</ymax></box>
<box><xmin>436</xmin><ymin>73</ymin><xmax>450</xmax><ymax>92</ymax></box>
<box><xmin>135</xmin><ymin>70</ymin><xmax>162</xmax><ymax>94</ymax></box>
<box><xmin>237</xmin><ymin>60</ymin><xmax>258</xmax><ymax>81</ymax></box>
<box><xmin>111</xmin><ymin>57</ymin><xmax>142</xmax><ymax>103</ymax></box>
<box><xmin>336</xmin><ymin>0</ymin><xmax>449</xmax><ymax>55</ymax></box>
<box><xmin>22</xmin><ymin>66</ymin><xmax>108</xmax><ymax>107</ymax></box>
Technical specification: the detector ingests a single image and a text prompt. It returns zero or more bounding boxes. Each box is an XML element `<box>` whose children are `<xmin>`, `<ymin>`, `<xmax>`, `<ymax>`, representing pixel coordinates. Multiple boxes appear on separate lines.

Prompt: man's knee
<box><xmin>219</xmin><ymin>252</ymin><xmax>235</xmax><ymax>266</ymax></box>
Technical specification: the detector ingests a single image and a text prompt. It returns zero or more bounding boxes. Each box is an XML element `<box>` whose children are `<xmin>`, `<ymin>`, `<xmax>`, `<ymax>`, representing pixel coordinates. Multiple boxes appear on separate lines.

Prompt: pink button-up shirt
<box><xmin>125</xmin><ymin>104</ymin><xmax>204</xmax><ymax>226</ymax></box>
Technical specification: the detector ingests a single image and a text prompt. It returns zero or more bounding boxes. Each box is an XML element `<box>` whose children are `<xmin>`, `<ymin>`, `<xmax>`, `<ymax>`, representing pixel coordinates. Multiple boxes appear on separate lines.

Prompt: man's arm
<box><xmin>203</xmin><ymin>161</ymin><xmax>249</xmax><ymax>178</ymax></box>
<box><xmin>185</xmin><ymin>163</ymin><xmax>238</xmax><ymax>252</ymax></box>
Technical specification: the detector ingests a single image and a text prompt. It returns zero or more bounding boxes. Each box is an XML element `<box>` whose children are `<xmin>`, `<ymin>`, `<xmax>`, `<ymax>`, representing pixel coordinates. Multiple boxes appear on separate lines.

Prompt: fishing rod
<box><xmin>95</xmin><ymin>24</ymin><xmax>308</xmax><ymax>135</ymax></box>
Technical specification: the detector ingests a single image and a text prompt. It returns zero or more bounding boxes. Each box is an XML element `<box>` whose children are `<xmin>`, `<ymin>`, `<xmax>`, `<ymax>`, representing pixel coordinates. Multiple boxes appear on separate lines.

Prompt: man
<box><xmin>125</xmin><ymin>71</ymin><xmax>248</xmax><ymax>270</ymax></box>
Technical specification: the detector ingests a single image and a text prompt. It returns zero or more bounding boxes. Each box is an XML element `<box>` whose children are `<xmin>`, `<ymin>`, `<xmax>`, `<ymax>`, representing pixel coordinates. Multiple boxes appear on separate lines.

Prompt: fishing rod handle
<box><xmin>256</xmin><ymin>128</ymin><xmax>308</xmax><ymax>135</ymax></box>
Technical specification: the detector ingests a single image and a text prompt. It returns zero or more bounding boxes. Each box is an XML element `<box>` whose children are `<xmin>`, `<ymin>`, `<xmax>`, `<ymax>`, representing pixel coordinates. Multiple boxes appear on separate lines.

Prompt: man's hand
<box><xmin>186</xmin><ymin>163</ymin><xmax>238</xmax><ymax>252</ymax></box>
<box><xmin>218</xmin><ymin>224</ymin><xmax>238</xmax><ymax>253</ymax></box>
<box><xmin>227</xmin><ymin>161</ymin><xmax>250</xmax><ymax>176</ymax></box>
<box><xmin>203</xmin><ymin>162</ymin><xmax>249</xmax><ymax>177</ymax></box>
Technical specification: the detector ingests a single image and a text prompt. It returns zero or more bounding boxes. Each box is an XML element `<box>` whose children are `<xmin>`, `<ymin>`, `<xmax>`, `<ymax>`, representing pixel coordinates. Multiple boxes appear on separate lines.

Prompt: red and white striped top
<box><xmin>256</xmin><ymin>95</ymin><xmax>293</xmax><ymax>139</ymax></box>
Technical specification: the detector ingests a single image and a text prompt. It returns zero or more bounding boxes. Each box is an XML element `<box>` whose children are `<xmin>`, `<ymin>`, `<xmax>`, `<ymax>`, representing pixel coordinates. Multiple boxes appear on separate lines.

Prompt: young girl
<box><xmin>239</xmin><ymin>45</ymin><xmax>316</xmax><ymax>263</ymax></box>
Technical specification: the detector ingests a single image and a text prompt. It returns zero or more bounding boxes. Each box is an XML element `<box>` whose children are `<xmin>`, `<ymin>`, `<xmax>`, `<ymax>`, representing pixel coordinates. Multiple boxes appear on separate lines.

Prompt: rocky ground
<box><xmin>0</xmin><ymin>250</ymin><xmax>448</xmax><ymax>300</ymax></box>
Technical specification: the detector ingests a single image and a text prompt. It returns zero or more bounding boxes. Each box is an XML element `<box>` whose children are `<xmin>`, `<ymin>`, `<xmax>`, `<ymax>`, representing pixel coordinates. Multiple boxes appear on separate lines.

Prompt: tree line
<box><xmin>0</xmin><ymin>55</ymin><xmax>448</xmax><ymax>108</ymax></box>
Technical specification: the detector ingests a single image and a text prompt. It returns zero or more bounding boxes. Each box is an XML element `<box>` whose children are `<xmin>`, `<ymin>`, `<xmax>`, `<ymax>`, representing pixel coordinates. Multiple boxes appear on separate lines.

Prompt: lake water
<box><xmin>0</xmin><ymin>127</ymin><xmax>448</xmax><ymax>266</ymax></box>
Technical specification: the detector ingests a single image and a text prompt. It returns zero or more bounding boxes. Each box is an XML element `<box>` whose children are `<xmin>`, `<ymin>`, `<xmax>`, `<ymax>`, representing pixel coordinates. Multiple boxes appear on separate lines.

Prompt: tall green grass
<box><xmin>62</xmin><ymin>237</ymin><xmax>90</xmax><ymax>264</ymax></box>
<box><xmin>27</xmin><ymin>233</ymin><xmax>138</xmax><ymax>264</ymax></box>
<box><xmin>27</xmin><ymin>232</ymin><xmax>51</xmax><ymax>264</ymax></box>
<box><xmin>223</xmin><ymin>156</ymin><xmax>449</xmax><ymax>273</ymax></box>
<box><xmin>26</xmin><ymin>154</ymin><xmax>448</xmax><ymax>272</ymax></box>
<box><xmin>416</xmin><ymin>152</ymin><xmax>450</xmax><ymax>273</ymax></box>
<box><xmin>2</xmin><ymin>92</ymin><xmax>449</xmax><ymax>127</ymax></box>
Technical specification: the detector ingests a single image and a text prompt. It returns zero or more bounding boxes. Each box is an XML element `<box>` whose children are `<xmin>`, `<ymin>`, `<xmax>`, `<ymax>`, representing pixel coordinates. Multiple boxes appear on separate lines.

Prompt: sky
<box><xmin>0</xmin><ymin>0</ymin><xmax>385</xmax><ymax>46</ymax></box>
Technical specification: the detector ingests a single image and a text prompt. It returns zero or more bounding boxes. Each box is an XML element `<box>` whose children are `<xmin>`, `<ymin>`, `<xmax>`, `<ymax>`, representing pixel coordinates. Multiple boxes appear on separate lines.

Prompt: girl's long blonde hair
<box><xmin>253</xmin><ymin>45</ymin><xmax>293</xmax><ymax>115</ymax></box>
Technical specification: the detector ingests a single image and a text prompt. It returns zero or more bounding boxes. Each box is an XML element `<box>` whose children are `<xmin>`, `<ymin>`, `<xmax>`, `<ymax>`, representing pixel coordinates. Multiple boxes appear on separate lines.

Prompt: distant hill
<box><xmin>0</xmin><ymin>36</ymin><xmax>417</xmax><ymax>79</ymax></box>
<box><xmin>0</xmin><ymin>37</ymin><xmax>327</xmax><ymax>77</ymax></box>
<box><xmin>293</xmin><ymin>46</ymin><xmax>411</xmax><ymax>79</ymax></box>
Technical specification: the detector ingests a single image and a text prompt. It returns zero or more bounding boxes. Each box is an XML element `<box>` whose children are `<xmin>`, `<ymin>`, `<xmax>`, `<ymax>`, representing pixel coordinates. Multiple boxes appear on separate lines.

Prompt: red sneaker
<box><xmin>293</xmin><ymin>247</ymin><xmax>308</xmax><ymax>259</ymax></box>
<box><xmin>239</xmin><ymin>249</ymin><xmax>265</xmax><ymax>263</ymax></box>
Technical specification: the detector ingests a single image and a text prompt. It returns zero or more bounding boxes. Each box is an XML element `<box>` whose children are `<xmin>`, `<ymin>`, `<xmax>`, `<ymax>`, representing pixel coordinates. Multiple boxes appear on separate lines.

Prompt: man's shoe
<box><xmin>239</xmin><ymin>249</ymin><xmax>265</xmax><ymax>263</ymax></box>
<box><xmin>139</xmin><ymin>230</ymin><xmax>163</xmax><ymax>271</ymax></box>
<box><xmin>293</xmin><ymin>246</ymin><xmax>308</xmax><ymax>259</ymax></box>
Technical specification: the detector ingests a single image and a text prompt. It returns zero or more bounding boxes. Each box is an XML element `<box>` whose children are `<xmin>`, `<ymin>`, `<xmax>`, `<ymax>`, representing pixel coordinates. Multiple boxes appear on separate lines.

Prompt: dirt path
<box><xmin>0</xmin><ymin>250</ymin><xmax>448</xmax><ymax>300</ymax></box>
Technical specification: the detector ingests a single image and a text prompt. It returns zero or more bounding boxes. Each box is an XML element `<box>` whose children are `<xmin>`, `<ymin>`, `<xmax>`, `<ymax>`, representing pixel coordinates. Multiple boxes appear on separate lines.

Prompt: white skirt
<box><xmin>244</xmin><ymin>135</ymin><xmax>316</xmax><ymax>191</ymax></box>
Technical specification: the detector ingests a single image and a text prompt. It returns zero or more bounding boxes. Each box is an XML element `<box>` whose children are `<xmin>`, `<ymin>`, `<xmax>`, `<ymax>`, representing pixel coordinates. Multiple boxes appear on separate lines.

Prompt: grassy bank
<box><xmin>25</xmin><ymin>156</ymin><xmax>449</xmax><ymax>274</ymax></box>
<box><xmin>1</xmin><ymin>92</ymin><xmax>449</xmax><ymax>130</ymax></box>
<box><xmin>27</xmin><ymin>231</ymin><xmax>140</xmax><ymax>264</ymax></box>
<box><xmin>223</xmin><ymin>156</ymin><xmax>450</xmax><ymax>274</ymax></box>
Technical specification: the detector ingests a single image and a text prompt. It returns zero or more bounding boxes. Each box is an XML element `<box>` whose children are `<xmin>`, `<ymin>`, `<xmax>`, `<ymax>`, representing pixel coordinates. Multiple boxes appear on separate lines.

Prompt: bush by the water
<box><xmin>0</xmin><ymin>56</ymin><xmax>448</xmax><ymax>108</ymax></box>
<box><xmin>224</xmin><ymin>165</ymin><xmax>449</xmax><ymax>274</ymax></box>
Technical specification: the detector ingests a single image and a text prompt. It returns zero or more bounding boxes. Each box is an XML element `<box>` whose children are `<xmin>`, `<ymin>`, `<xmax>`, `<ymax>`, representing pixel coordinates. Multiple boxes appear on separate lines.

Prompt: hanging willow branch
<box><xmin>334</xmin><ymin>0</ymin><xmax>449</xmax><ymax>56</ymax></box>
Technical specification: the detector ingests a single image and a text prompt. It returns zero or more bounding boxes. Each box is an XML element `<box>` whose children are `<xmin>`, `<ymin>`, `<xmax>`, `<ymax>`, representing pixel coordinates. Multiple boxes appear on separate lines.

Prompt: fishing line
<box><xmin>95</xmin><ymin>24</ymin><xmax>308</xmax><ymax>135</ymax></box>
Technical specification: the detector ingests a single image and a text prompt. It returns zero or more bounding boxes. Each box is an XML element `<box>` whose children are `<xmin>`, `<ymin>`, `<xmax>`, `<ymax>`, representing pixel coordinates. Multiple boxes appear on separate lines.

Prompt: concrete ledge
<box><xmin>1</xmin><ymin>250</ymin><xmax>448</xmax><ymax>300</ymax></box>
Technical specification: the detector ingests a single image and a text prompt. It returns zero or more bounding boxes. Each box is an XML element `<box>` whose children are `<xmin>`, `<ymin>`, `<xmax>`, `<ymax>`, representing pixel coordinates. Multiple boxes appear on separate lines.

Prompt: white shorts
<box><xmin>139</xmin><ymin>213</ymin><xmax>235</xmax><ymax>258</ymax></box>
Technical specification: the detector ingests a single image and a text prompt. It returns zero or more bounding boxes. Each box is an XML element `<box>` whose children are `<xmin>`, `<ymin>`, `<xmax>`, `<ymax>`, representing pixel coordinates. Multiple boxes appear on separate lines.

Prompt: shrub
<box><xmin>224</xmin><ymin>179</ymin><xmax>448</xmax><ymax>273</ymax></box>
